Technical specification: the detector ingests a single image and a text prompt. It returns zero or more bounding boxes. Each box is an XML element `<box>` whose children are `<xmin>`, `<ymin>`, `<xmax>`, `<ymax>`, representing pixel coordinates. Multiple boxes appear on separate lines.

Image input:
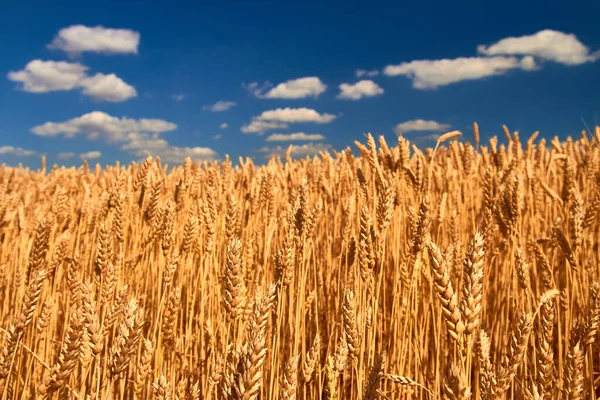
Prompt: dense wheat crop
<box><xmin>1</xmin><ymin>124</ymin><xmax>600</xmax><ymax>399</ymax></box>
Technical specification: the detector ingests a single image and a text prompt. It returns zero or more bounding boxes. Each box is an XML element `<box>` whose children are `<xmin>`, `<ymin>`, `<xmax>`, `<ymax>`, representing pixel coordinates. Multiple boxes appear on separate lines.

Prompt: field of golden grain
<box><xmin>0</xmin><ymin>125</ymin><xmax>599</xmax><ymax>399</ymax></box>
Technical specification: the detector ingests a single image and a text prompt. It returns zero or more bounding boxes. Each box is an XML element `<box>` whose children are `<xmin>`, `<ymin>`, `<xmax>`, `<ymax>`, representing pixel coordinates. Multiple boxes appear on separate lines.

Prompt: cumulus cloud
<box><xmin>0</xmin><ymin>146</ymin><xmax>37</xmax><ymax>156</ymax></box>
<box><xmin>80</xmin><ymin>151</ymin><xmax>101</xmax><ymax>160</ymax></box>
<box><xmin>122</xmin><ymin>136</ymin><xmax>216</xmax><ymax>163</ymax></box>
<box><xmin>257</xmin><ymin>143</ymin><xmax>332</xmax><ymax>158</ymax></box>
<box><xmin>48</xmin><ymin>25</ymin><xmax>140</xmax><ymax>55</ymax></box>
<box><xmin>57</xmin><ymin>152</ymin><xmax>75</xmax><ymax>160</ymax></box>
<box><xmin>251</xmin><ymin>77</ymin><xmax>327</xmax><ymax>99</ymax></box>
<box><xmin>220</xmin><ymin>122</ymin><xmax>228</xmax><ymax>129</ymax></box>
<box><xmin>203</xmin><ymin>101</ymin><xmax>237</xmax><ymax>112</ymax></box>
<box><xmin>7</xmin><ymin>60</ymin><xmax>136</xmax><ymax>102</ymax></box>
<box><xmin>30</xmin><ymin>111</ymin><xmax>216</xmax><ymax>164</ymax></box>
<box><xmin>337</xmin><ymin>80</ymin><xmax>384</xmax><ymax>100</ymax></box>
<box><xmin>78</xmin><ymin>73</ymin><xmax>137</xmax><ymax>102</ymax></box>
<box><xmin>356</xmin><ymin>69</ymin><xmax>380</xmax><ymax>77</ymax></box>
<box><xmin>256</xmin><ymin>108</ymin><xmax>337</xmax><ymax>123</ymax></box>
<box><xmin>266</xmin><ymin>132</ymin><xmax>325</xmax><ymax>142</ymax></box>
<box><xmin>477</xmin><ymin>29</ymin><xmax>599</xmax><ymax>65</ymax></box>
<box><xmin>172</xmin><ymin>94</ymin><xmax>186</xmax><ymax>101</ymax></box>
<box><xmin>394</xmin><ymin>119</ymin><xmax>452</xmax><ymax>135</ymax></box>
<box><xmin>242</xmin><ymin>107</ymin><xmax>336</xmax><ymax>134</ymax></box>
<box><xmin>383</xmin><ymin>56</ymin><xmax>525</xmax><ymax>89</ymax></box>
<box><xmin>241</xmin><ymin>120</ymin><xmax>289</xmax><ymax>134</ymax></box>
<box><xmin>31</xmin><ymin>111</ymin><xmax>177</xmax><ymax>142</ymax></box>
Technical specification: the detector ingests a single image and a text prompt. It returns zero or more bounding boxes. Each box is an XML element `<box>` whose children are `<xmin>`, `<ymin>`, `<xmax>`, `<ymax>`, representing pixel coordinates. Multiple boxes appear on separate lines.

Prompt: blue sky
<box><xmin>1</xmin><ymin>0</ymin><xmax>600</xmax><ymax>168</ymax></box>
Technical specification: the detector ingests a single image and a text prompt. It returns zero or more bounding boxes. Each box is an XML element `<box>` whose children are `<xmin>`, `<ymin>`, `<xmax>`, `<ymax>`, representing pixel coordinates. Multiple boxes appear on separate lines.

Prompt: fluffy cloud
<box><xmin>241</xmin><ymin>120</ymin><xmax>289</xmax><ymax>134</ymax></box>
<box><xmin>256</xmin><ymin>108</ymin><xmax>336</xmax><ymax>123</ymax></box>
<box><xmin>7</xmin><ymin>60</ymin><xmax>136</xmax><ymax>102</ymax></box>
<box><xmin>213</xmin><ymin>134</ymin><xmax>223</xmax><ymax>140</ymax></box>
<box><xmin>337</xmin><ymin>80</ymin><xmax>384</xmax><ymax>100</ymax></box>
<box><xmin>477</xmin><ymin>29</ymin><xmax>599</xmax><ymax>66</ymax></box>
<box><xmin>7</xmin><ymin>60</ymin><xmax>87</xmax><ymax>92</ymax></box>
<box><xmin>122</xmin><ymin>136</ymin><xmax>216</xmax><ymax>163</ymax></box>
<box><xmin>203</xmin><ymin>101</ymin><xmax>237</xmax><ymax>112</ymax></box>
<box><xmin>394</xmin><ymin>119</ymin><xmax>452</xmax><ymax>135</ymax></box>
<box><xmin>48</xmin><ymin>25</ymin><xmax>140</xmax><ymax>55</ymax></box>
<box><xmin>0</xmin><ymin>146</ymin><xmax>37</xmax><ymax>156</ymax></box>
<box><xmin>172</xmin><ymin>94</ymin><xmax>186</xmax><ymax>101</ymax></box>
<box><xmin>220</xmin><ymin>122</ymin><xmax>228</xmax><ymax>129</ymax></box>
<box><xmin>78</xmin><ymin>73</ymin><xmax>137</xmax><ymax>102</ymax></box>
<box><xmin>251</xmin><ymin>77</ymin><xmax>327</xmax><ymax>99</ymax></box>
<box><xmin>31</xmin><ymin>111</ymin><xmax>216</xmax><ymax>164</ymax></box>
<box><xmin>57</xmin><ymin>152</ymin><xmax>75</xmax><ymax>160</ymax></box>
<box><xmin>266</xmin><ymin>132</ymin><xmax>325</xmax><ymax>142</ymax></box>
<box><xmin>31</xmin><ymin>111</ymin><xmax>177</xmax><ymax>142</ymax></box>
<box><xmin>383</xmin><ymin>56</ymin><xmax>524</xmax><ymax>89</ymax></box>
<box><xmin>242</xmin><ymin>107</ymin><xmax>336</xmax><ymax>134</ymax></box>
<box><xmin>80</xmin><ymin>151</ymin><xmax>101</xmax><ymax>160</ymax></box>
<box><xmin>356</xmin><ymin>69</ymin><xmax>380</xmax><ymax>77</ymax></box>
<box><xmin>257</xmin><ymin>143</ymin><xmax>332</xmax><ymax>158</ymax></box>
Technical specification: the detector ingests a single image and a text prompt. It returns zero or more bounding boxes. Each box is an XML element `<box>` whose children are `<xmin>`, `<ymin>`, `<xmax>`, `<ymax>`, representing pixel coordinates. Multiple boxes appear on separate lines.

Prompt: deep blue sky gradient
<box><xmin>1</xmin><ymin>0</ymin><xmax>600</xmax><ymax>168</ymax></box>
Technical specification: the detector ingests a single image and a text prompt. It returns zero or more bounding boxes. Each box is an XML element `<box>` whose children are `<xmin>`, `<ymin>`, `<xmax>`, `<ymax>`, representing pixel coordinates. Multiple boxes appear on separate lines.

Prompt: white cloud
<box><xmin>172</xmin><ymin>94</ymin><xmax>186</xmax><ymax>101</ymax></box>
<box><xmin>122</xmin><ymin>136</ymin><xmax>216</xmax><ymax>163</ymax></box>
<box><xmin>78</xmin><ymin>73</ymin><xmax>137</xmax><ymax>102</ymax></box>
<box><xmin>241</xmin><ymin>120</ymin><xmax>289</xmax><ymax>134</ymax></box>
<box><xmin>7</xmin><ymin>60</ymin><xmax>136</xmax><ymax>102</ymax></box>
<box><xmin>251</xmin><ymin>77</ymin><xmax>327</xmax><ymax>99</ymax></box>
<box><xmin>219</xmin><ymin>122</ymin><xmax>228</xmax><ymax>129</ymax></box>
<box><xmin>203</xmin><ymin>101</ymin><xmax>237</xmax><ymax>112</ymax></box>
<box><xmin>383</xmin><ymin>56</ymin><xmax>525</xmax><ymax>89</ymax></box>
<box><xmin>394</xmin><ymin>119</ymin><xmax>452</xmax><ymax>135</ymax></box>
<box><xmin>48</xmin><ymin>25</ymin><xmax>140</xmax><ymax>55</ymax></box>
<box><xmin>256</xmin><ymin>107</ymin><xmax>337</xmax><ymax>124</ymax></box>
<box><xmin>242</xmin><ymin>107</ymin><xmax>336</xmax><ymax>134</ymax></box>
<box><xmin>31</xmin><ymin>111</ymin><xmax>177</xmax><ymax>142</ymax></box>
<box><xmin>356</xmin><ymin>69</ymin><xmax>380</xmax><ymax>77</ymax></box>
<box><xmin>266</xmin><ymin>132</ymin><xmax>325</xmax><ymax>142</ymax></box>
<box><xmin>477</xmin><ymin>29</ymin><xmax>599</xmax><ymax>66</ymax></box>
<box><xmin>520</xmin><ymin>56</ymin><xmax>539</xmax><ymax>71</ymax></box>
<box><xmin>30</xmin><ymin>111</ymin><xmax>216</xmax><ymax>164</ymax></box>
<box><xmin>213</xmin><ymin>134</ymin><xmax>223</xmax><ymax>140</ymax></box>
<box><xmin>7</xmin><ymin>60</ymin><xmax>88</xmax><ymax>92</ymax></box>
<box><xmin>80</xmin><ymin>151</ymin><xmax>101</xmax><ymax>160</ymax></box>
<box><xmin>57</xmin><ymin>152</ymin><xmax>75</xmax><ymax>159</ymax></box>
<box><xmin>0</xmin><ymin>146</ymin><xmax>37</xmax><ymax>156</ymax></box>
<box><xmin>337</xmin><ymin>80</ymin><xmax>384</xmax><ymax>100</ymax></box>
<box><xmin>258</xmin><ymin>143</ymin><xmax>332</xmax><ymax>158</ymax></box>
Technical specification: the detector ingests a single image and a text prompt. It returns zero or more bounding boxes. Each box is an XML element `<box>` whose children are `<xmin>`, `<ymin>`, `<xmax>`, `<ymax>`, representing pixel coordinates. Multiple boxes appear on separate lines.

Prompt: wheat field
<box><xmin>0</xmin><ymin>124</ymin><xmax>599</xmax><ymax>399</ymax></box>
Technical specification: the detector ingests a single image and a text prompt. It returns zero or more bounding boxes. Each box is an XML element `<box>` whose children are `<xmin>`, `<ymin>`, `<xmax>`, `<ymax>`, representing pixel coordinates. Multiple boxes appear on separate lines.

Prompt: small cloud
<box><xmin>250</xmin><ymin>77</ymin><xmax>327</xmax><ymax>99</ymax></box>
<box><xmin>257</xmin><ymin>143</ymin><xmax>331</xmax><ymax>159</ymax></box>
<box><xmin>520</xmin><ymin>55</ymin><xmax>539</xmax><ymax>71</ymax></box>
<box><xmin>57</xmin><ymin>152</ymin><xmax>75</xmax><ymax>159</ymax></box>
<box><xmin>266</xmin><ymin>132</ymin><xmax>325</xmax><ymax>142</ymax></box>
<box><xmin>242</xmin><ymin>107</ymin><xmax>336</xmax><ymax>134</ymax></box>
<box><xmin>31</xmin><ymin>111</ymin><xmax>177</xmax><ymax>142</ymax></box>
<box><xmin>241</xmin><ymin>120</ymin><xmax>289</xmax><ymax>134</ymax></box>
<box><xmin>219</xmin><ymin>122</ymin><xmax>228</xmax><ymax>129</ymax></box>
<box><xmin>172</xmin><ymin>93</ymin><xmax>186</xmax><ymax>101</ymax></box>
<box><xmin>48</xmin><ymin>25</ymin><xmax>140</xmax><ymax>55</ymax></box>
<box><xmin>477</xmin><ymin>29</ymin><xmax>599</xmax><ymax>66</ymax></box>
<box><xmin>213</xmin><ymin>133</ymin><xmax>223</xmax><ymax>140</ymax></box>
<box><xmin>394</xmin><ymin>119</ymin><xmax>452</xmax><ymax>135</ymax></box>
<box><xmin>0</xmin><ymin>146</ymin><xmax>37</xmax><ymax>156</ymax></box>
<box><xmin>7</xmin><ymin>60</ymin><xmax>136</xmax><ymax>102</ymax></box>
<box><xmin>383</xmin><ymin>56</ymin><xmax>524</xmax><ymax>89</ymax></box>
<box><xmin>80</xmin><ymin>151</ymin><xmax>101</xmax><ymax>160</ymax></box>
<box><xmin>356</xmin><ymin>69</ymin><xmax>380</xmax><ymax>78</ymax></box>
<box><xmin>203</xmin><ymin>101</ymin><xmax>237</xmax><ymax>112</ymax></box>
<box><xmin>337</xmin><ymin>80</ymin><xmax>384</xmax><ymax>100</ymax></box>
